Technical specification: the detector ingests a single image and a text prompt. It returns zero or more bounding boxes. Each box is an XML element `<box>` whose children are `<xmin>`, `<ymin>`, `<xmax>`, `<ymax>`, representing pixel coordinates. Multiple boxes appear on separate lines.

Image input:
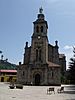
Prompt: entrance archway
<box><xmin>1</xmin><ymin>77</ymin><xmax>4</xmax><ymax>82</ymax></box>
<box><xmin>35</xmin><ymin>74</ymin><xmax>41</xmax><ymax>86</ymax></box>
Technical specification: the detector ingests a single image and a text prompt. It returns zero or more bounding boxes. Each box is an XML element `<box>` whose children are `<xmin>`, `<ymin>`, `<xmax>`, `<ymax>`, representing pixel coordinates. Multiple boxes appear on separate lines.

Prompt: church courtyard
<box><xmin>0</xmin><ymin>83</ymin><xmax>75</xmax><ymax>100</ymax></box>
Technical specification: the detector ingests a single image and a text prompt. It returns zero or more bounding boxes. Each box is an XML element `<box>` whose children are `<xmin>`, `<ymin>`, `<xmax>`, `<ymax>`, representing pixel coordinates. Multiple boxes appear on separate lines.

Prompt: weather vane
<box><xmin>39</xmin><ymin>7</ymin><xmax>43</xmax><ymax>14</ymax></box>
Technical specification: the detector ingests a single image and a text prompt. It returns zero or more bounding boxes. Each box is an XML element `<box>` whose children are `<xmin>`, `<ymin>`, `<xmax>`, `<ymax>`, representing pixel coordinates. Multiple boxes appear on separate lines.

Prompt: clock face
<box><xmin>38</xmin><ymin>36</ymin><xmax>40</xmax><ymax>39</ymax></box>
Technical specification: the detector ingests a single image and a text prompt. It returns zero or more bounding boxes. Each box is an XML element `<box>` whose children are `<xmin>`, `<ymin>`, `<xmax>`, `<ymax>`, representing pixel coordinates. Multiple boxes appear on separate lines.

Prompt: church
<box><xmin>17</xmin><ymin>8</ymin><xmax>66</xmax><ymax>85</ymax></box>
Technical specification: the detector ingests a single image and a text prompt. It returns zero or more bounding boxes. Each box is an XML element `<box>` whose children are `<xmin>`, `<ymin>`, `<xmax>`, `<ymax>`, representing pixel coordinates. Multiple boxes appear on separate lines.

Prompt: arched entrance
<box><xmin>1</xmin><ymin>77</ymin><xmax>4</xmax><ymax>82</ymax></box>
<box><xmin>35</xmin><ymin>74</ymin><xmax>41</xmax><ymax>86</ymax></box>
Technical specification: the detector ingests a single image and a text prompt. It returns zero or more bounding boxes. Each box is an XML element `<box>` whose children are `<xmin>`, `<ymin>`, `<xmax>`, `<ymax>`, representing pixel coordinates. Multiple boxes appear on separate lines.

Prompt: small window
<box><xmin>23</xmin><ymin>71</ymin><xmax>25</xmax><ymax>76</ymax></box>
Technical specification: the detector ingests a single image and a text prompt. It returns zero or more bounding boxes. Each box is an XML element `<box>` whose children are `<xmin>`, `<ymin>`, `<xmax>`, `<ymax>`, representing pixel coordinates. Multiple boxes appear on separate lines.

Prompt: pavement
<box><xmin>0</xmin><ymin>82</ymin><xmax>75</xmax><ymax>100</ymax></box>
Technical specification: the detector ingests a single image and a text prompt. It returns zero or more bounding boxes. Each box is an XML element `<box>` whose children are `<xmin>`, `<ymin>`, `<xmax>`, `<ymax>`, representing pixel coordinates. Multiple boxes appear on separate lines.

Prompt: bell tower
<box><xmin>30</xmin><ymin>7</ymin><xmax>48</xmax><ymax>64</ymax></box>
<box><xmin>33</xmin><ymin>7</ymin><xmax>48</xmax><ymax>37</ymax></box>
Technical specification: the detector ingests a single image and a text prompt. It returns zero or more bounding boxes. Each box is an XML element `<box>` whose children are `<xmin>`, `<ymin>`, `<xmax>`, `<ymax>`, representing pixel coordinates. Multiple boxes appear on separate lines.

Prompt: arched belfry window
<box><xmin>40</xmin><ymin>26</ymin><xmax>43</xmax><ymax>32</ymax></box>
<box><xmin>36</xmin><ymin>26</ymin><xmax>39</xmax><ymax>33</ymax></box>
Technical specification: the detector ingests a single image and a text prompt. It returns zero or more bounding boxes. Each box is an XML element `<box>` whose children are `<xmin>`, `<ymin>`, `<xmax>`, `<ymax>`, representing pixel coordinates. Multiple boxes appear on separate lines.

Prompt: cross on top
<box><xmin>39</xmin><ymin>7</ymin><xmax>43</xmax><ymax>14</ymax></box>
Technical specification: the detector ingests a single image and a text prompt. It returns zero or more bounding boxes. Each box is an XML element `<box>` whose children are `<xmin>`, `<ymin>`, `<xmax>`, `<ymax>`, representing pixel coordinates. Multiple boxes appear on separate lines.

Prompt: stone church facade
<box><xmin>17</xmin><ymin>8</ymin><xmax>66</xmax><ymax>85</ymax></box>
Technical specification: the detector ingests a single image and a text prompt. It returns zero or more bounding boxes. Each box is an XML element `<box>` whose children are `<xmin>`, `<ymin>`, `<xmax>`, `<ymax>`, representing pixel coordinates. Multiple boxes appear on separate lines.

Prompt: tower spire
<box><xmin>39</xmin><ymin>7</ymin><xmax>43</xmax><ymax>14</ymax></box>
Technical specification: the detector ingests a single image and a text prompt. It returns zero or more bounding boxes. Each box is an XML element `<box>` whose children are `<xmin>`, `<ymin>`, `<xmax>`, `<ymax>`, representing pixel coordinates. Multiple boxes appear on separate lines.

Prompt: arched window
<box><xmin>40</xmin><ymin>26</ymin><xmax>43</xmax><ymax>32</ymax></box>
<box><xmin>36</xmin><ymin>26</ymin><xmax>39</xmax><ymax>33</ymax></box>
<box><xmin>36</xmin><ymin>49</ymin><xmax>42</xmax><ymax>62</ymax></box>
<box><xmin>39</xmin><ymin>49</ymin><xmax>41</xmax><ymax>61</ymax></box>
<box><xmin>36</xmin><ymin>49</ymin><xmax>38</xmax><ymax>61</ymax></box>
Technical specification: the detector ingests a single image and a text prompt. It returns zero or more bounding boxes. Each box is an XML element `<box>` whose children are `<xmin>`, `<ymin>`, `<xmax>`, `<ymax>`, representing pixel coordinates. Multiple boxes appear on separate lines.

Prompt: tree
<box><xmin>68</xmin><ymin>47</ymin><xmax>75</xmax><ymax>84</ymax></box>
<box><xmin>0</xmin><ymin>51</ymin><xmax>2</xmax><ymax>60</ymax></box>
<box><xmin>0</xmin><ymin>51</ymin><xmax>2</xmax><ymax>53</ymax></box>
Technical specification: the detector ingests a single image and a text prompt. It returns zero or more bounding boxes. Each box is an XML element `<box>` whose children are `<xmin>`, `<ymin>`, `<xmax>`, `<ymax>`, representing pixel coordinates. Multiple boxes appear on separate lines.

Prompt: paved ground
<box><xmin>0</xmin><ymin>83</ymin><xmax>75</xmax><ymax>100</ymax></box>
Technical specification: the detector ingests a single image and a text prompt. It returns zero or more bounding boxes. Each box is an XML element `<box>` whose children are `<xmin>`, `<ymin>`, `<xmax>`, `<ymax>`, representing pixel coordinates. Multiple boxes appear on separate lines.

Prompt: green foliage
<box><xmin>68</xmin><ymin>47</ymin><xmax>75</xmax><ymax>84</ymax></box>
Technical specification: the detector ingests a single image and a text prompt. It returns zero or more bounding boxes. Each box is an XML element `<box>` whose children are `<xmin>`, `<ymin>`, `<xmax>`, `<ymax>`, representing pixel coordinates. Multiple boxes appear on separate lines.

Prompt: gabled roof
<box><xmin>48</xmin><ymin>44</ymin><xmax>54</xmax><ymax>47</ymax></box>
<box><xmin>47</xmin><ymin>61</ymin><xmax>60</xmax><ymax>68</ymax></box>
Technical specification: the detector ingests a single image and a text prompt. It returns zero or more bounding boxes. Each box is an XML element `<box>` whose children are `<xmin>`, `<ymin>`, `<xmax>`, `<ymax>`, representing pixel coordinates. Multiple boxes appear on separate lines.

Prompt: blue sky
<box><xmin>0</xmin><ymin>0</ymin><xmax>75</xmax><ymax>69</ymax></box>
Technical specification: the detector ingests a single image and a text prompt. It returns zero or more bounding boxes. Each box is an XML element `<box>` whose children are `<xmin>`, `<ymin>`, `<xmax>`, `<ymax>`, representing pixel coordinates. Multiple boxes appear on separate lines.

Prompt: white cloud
<box><xmin>66</xmin><ymin>52</ymin><xmax>73</xmax><ymax>69</ymax></box>
<box><xmin>63</xmin><ymin>45</ymin><xmax>74</xmax><ymax>69</ymax></box>
<box><xmin>44</xmin><ymin>0</ymin><xmax>59</xmax><ymax>3</ymax></box>
<box><xmin>64</xmin><ymin>45</ymin><xmax>73</xmax><ymax>50</ymax></box>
